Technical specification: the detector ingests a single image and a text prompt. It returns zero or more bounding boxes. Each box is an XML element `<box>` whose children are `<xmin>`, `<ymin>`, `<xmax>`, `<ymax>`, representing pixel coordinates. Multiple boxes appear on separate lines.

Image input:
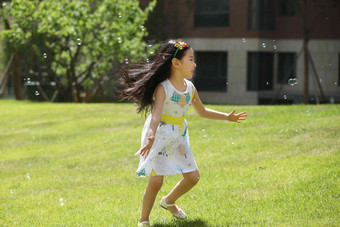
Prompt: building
<box><xmin>145</xmin><ymin>0</ymin><xmax>340</xmax><ymax>104</ymax></box>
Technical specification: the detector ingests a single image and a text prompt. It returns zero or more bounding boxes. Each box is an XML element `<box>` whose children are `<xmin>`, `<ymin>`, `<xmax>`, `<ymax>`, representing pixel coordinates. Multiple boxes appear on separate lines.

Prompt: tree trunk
<box><xmin>303</xmin><ymin>39</ymin><xmax>309</xmax><ymax>104</ymax></box>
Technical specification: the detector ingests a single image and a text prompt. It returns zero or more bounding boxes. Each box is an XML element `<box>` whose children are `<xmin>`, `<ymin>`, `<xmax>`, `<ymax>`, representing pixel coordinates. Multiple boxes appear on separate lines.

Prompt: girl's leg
<box><xmin>139</xmin><ymin>176</ymin><xmax>164</xmax><ymax>222</ymax></box>
<box><xmin>164</xmin><ymin>170</ymin><xmax>200</xmax><ymax>213</ymax></box>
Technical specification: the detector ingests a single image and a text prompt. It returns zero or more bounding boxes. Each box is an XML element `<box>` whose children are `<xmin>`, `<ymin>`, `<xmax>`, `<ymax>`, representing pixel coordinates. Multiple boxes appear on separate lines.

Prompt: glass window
<box><xmin>248</xmin><ymin>0</ymin><xmax>275</xmax><ymax>31</ymax></box>
<box><xmin>278</xmin><ymin>0</ymin><xmax>297</xmax><ymax>17</ymax></box>
<box><xmin>193</xmin><ymin>52</ymin><xmax>227</xmax><ymax>92</ymax></box>
<box><xmin>195</xmin><ymin>0</ymin><xmax>230</xmax><ymax>27</ymax></box>
<box><xmin>278</xmin><ymin>53</ymin><xmax>296</xmax><ymax>84</ymax></box>
<box><xmin>247</xmin><ymin>52</ymin><xmax>274</xmax><ymax>91</ymax></box>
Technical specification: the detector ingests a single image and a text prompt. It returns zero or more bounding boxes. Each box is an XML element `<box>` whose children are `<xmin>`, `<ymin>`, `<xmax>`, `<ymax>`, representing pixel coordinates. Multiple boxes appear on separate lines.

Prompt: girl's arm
<box><xmin>140</xmin><ymin>84</ymin><xmax>165</xmax><ymax>156</ymax></box>
<box><xmin>191</xmin><ymin>86</ymin><xmax>247</xmax><ymax>123</ymax></box>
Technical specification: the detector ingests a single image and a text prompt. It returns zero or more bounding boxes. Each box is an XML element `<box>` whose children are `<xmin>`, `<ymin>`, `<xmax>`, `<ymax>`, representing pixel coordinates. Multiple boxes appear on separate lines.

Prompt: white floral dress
<box><xmin>135</xmin><ymin>79</ymin><xmax>198</xmax><ymax>177</ymax></box>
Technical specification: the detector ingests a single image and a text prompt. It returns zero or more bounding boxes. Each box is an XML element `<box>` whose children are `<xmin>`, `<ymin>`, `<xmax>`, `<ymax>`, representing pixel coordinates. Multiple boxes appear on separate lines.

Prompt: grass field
<box><xmin>0</xmin><ymin>100</ymin><xmax>339</xmax><ymax>226</ymax></box>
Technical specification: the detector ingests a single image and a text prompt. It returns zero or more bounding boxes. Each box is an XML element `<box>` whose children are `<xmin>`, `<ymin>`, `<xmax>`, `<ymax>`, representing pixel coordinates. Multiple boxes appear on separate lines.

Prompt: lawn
<box><xmin>0</xmin><ymin>100</ymin><xmax>339</xmax><ymax>226</ymax></box>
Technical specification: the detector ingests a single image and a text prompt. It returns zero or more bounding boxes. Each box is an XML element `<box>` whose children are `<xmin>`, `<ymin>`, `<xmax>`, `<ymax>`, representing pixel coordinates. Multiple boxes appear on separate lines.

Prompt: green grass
<box><xmin>0</xmin><ymin>100</ymin><xmax>339</xmax><ymax>226</ymax></box>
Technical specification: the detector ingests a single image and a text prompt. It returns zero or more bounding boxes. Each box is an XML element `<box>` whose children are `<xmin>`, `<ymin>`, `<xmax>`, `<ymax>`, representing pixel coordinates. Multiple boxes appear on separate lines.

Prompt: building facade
<box><xmin>145</xmin><ymin>0</ymin><xmax>340</xmax><ymax>104</ymax></box>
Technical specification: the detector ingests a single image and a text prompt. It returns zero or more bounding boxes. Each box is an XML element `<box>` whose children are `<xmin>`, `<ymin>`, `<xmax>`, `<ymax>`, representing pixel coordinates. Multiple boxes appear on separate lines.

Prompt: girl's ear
<box><xmin>171</xmin><ymin>58</ymin><xmax>181</xmax><ymax>68</ymax></box>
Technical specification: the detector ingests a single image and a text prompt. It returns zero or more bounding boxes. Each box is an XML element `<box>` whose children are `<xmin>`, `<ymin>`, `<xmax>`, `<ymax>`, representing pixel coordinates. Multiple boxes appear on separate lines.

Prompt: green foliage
<box><xmin>0</xmin><ymin>0</ymin><xmax>157</xmax><ymax>102</ymax></box>
<box><xmin>0</xmin><ymin>101</ymin><xmax>339</xmax><ymax>226</ymax></box>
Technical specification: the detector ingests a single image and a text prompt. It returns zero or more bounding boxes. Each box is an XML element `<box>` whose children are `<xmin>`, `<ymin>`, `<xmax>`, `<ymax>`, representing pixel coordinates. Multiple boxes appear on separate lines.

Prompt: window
<box><xmin>193</xmin><ymin>52</ymin><xmax>227</xmax><ymax>92</ymax></box>
<box><xmin>195</xmin><ymin>0</ymin><xmax>230</xmax><ymax>27</ymax></box>
<box><xmin>247</xmin><ymin>52</ymin><xmax>274</xmax><ymax>91</ymax></box>
<box><xmin>278</xmin><ymin>53</ymin><xmax>296</xmax><ymax>84</ymax></box>
<box><xmin>248</xmin><ymin>0</ymin><xmax>275</xmax><ymax>31</ymax></box>
<box><xmin>279</xmin><ymin>0</ymin><xmax>297</xmax><ymax>17</ymax></box>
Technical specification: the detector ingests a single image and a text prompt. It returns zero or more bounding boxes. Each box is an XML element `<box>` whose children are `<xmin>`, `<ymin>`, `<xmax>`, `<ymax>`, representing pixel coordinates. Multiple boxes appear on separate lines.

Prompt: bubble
<box><xmin>201</xmin><ymin>129</ymin><xmax>205</xmax><ymax>132</ymax></box>
<box><xmin>226</xmin><ymin>82</ymin><xmax>228</xmax><ymax>85</ymax></box>
<box><xmin>117</xmin><ymin>37</ymin><xmax>122</xmax><ymax>43</ymax></box>
<box><xmin>242</xmin><ymin>38</ymin><xmax>246</xmax><ymax>43</ymax></box>
<box><xmin>60</xmin><ymin>198</ymin><xmax>63</xmax><ymax>202</ymax></box>
<box><xmin>43</xmin><ymin>53</ymin><xmax>47</xmax><ymax>59</ymax></box>
<box><xmin>319</xmin><ymin>78</ymin><xmax>322</xmax><ymax>83</ymax></box>
<box><xmin>10</xmin><ymin>189</ymin><xmax>13</xmax><ymax>194</ymax></box>
<box><xmin>147</xmin><ymin>45</ymin><xmax>155</xmax><ymax>54</ymax></box>
<box><xmin>262</xmin><ymin>42</ymin><xmax>266</xmax><ymax>48</ymax></box>
<box><xmin>26</xmin><ymin>173</ymin><xmax>30</xmax><ymax>179</ymax></box>
<box><xmin>140</xmin><ymin>25</ymin><xmax>145</xmax><ymax>31</ymax></box>
<box><xmin>335</xmin><ymin>82</ymin><xmax>338</xmax><ymax>85</ymax></box>
<box><xmin>124</xmin><ymin>58</ymin><xmax>129</xmax><ymax>65</ymax></box>
<box><xmin>77</xmin><ymin>38</ymin><xmax>82</xmax><ymax>46</ymax></box>
<box><xmin>27</xmin><ymin>78</ymin><xmax>31</xmax><ymax>84</ymax></box>
<box><xmin>266</xmin><ymin>81</ymin><xmax>269</xmax><ymax>86</ymax></box>
<box><xmin>118</xmin><ymin>13</ymin><xmax>122</xmax><ymax>18</ymax></box>
<box><xmin>288</xmin><ymin>78</ymin><xmax>298</xmax><ymax>86</ymax></box>
<box><xmin>273</xmin><ymin>44</ymin><xmax>277</xmax><ymax>50</ymax></box>
<box><xmin>145</xmin><ymin>57</ymin><xmax>150</xmax><ymax>63</ymax></box>
<box><xmin>60</xmin><ymin>202</ymin><xmax>64</xmax><ymax>206</ymax></box>
<box><xmin>35</xmin><ymin>91</ymin><xmax>40</xmax><ymax>96</ymax></box>
<box><xmin>283</xmin><ymin>94</ymin><xmax>287</xmax><ymax>99</ymax></box>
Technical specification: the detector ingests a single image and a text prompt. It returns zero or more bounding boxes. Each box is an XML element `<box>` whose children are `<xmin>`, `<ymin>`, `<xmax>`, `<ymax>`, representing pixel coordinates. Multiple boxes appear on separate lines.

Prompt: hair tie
<box><xmin>173</xmin><ymin>40</ymin><xmax>188</xmax><ymax>58</ymax></box>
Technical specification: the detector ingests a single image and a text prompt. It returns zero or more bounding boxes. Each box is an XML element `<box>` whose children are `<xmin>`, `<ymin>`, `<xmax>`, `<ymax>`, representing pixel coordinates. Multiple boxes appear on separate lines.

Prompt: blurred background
<box><xmin>1</xmin><ymin>0</ymin><xmax>339</xmax><ymax>105</ymax></box>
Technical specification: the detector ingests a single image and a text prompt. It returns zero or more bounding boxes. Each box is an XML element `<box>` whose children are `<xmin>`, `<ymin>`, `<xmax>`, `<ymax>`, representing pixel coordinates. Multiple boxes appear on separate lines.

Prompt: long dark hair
<box><xmin>118</xmin><ymin>39</ymin><xmax>191</xmax><ymax>115</ymax></box>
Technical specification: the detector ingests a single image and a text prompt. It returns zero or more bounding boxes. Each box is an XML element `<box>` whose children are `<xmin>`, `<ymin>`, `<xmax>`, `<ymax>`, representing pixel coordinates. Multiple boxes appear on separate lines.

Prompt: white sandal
<box><xmin>138</xmin><ymin>221</ymin><xmax>150</xmax><ymax>226</ymax></box>
<box><xmin>160</xmin><ymin>196</ymin><xmax>187</xmax><ymax>219</ymax></box>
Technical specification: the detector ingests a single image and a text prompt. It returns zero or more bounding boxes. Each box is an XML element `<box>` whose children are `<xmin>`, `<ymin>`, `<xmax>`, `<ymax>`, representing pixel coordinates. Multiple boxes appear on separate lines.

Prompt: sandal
<box><xmin>138</xmin><ymin>221</ymin><xmax>150</xmax><ymax>226</ymax></box>
<box><xmin>160</xmin><ymin>196</ymin><xmax>187</xmax><ymax>219</ymax></box>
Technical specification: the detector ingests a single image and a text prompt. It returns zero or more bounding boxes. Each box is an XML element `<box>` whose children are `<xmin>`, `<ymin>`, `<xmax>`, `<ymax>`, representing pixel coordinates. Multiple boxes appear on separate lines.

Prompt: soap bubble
<box><xmin>242</xmin><ymin>38</ymin><xmax>246</xmax><ymax>43</ymax></box>
<box><xmin>283</xmin><ymin>94</ymin><xmax>287</xmax><ymax>99</ymax></box>
<box><xmin>288</xmin><ymin>78</ymin><xmax>298</xmax><ymax>86</ymax></box>
<box><xmin>117</xmin><ymin>37</ymin><xmax>122</xmax><ymax>44</ymax></box>
<box><xmin>43</xmin><ymin>53</ymin><xmax>47</xmax><ymax>59</ymax></box>
<box><xmin>35</xmin><ymin>91</ymin><xmax>40</xmax><ymax>96</ymax></box>
<box><xmin>262</xmin><ymin>43</ymin><xmax>266</xmax><ymax>48</ymax></box>
<box><xmin>124</xmin><ymin>58</ymin><xmax>129</xmax><ymax>65</ymax></box>
<box><xmin>26</xmin><ymin>173</ymin><xmax>30</xmax><ymax>179</ymax></box>
<box><xmin>118</xmin><ymin>13</ymin><xmax>122</xmax><ymax>18</ymax></box>
<box><xmin>140</xmin><ymin>25</ymin><xmax>145</xmax><ymax>31</ymax></box>
<box><xmin>77</xmin><ymin>38</ymin><xmax>82</xmax><ymax>46</ymax></box>
<box><xmin>147</xmin><ymin>45</ymin><xmax>155</xmax><ymax>54</ymax></box>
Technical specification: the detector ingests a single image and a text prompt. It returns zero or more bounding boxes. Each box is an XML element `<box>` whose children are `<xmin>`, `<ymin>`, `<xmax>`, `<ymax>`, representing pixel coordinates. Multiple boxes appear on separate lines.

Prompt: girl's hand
<box><xmin>227</xmin><ymin>109</ymin><xmax>247</xmax><ymax>123</ymax></box>
<box><xmin>140</xmin><ymin>137</ymin><xmax>155</xmax><ymax>157</ymax></box>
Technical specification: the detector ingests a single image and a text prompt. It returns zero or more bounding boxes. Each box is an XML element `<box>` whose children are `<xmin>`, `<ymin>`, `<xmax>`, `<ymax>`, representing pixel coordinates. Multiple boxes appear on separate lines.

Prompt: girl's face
<box><xmin>178</xmin><ymin>48</ymin><xmax>197</xmax><ymax>79</ymax></box>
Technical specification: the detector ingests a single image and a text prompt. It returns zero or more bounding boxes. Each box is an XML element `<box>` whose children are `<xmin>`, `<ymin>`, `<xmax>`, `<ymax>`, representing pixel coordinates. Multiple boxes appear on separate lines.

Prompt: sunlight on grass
<box><xmin>0</xmin><ymin>100</ymin><xmax>339</xmax><ymax>226</ymax></box>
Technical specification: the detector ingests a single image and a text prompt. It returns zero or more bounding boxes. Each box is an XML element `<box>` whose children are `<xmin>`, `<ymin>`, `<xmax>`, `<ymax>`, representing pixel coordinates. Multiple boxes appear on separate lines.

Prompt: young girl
<box><xmin>119</xmin><ymin>39</ymin><xmax>246</xmax><ymax>226</ymax></box>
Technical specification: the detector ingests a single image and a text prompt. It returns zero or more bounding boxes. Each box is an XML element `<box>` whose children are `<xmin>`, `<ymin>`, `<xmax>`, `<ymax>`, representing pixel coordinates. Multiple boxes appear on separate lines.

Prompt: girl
<box><xmin>119</xmin><ymin>39</ymin><xmax>246</xmax><ymax>226</ymax></box>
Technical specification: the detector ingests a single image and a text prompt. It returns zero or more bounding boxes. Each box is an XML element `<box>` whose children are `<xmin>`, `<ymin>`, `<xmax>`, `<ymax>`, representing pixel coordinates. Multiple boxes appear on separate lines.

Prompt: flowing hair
<box><xmin>118</xmin><ymin>39</ymin><xmax>191</xmax><ymax>115</ymax></box>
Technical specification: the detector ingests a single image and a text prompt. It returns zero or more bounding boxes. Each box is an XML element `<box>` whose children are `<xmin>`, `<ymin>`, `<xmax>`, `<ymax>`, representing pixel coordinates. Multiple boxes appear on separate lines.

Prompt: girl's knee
<box><xmin>149</xmin><ymin>176</ymin><xmax>163</xmax><ymax>190</ymax></box>
<box><xmin>186</xmin><ymin>171</ymin><xmax>200</xmax><ymax>185</ymax></box>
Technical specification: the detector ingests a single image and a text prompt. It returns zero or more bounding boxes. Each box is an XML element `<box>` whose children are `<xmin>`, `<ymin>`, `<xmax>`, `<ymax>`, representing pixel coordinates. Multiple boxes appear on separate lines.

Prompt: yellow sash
<box><xmin>161</xmin><ymin>113</ymin><xmax>185</xmax><ymax>125</ymax></box>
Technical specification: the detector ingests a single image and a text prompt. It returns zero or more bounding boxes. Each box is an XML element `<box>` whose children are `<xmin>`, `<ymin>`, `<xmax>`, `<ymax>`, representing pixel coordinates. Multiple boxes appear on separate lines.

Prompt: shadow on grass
<box><xmin>152</xmin><ymin>218</ymin><xmax>208</xmax><ymax>227</ymax></box>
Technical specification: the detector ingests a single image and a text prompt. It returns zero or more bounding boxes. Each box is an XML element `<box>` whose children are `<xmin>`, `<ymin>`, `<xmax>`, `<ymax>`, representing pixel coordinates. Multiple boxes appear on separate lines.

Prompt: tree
<box><xmin>0</xmin><ymin>0</ymin><xmax>156</xmax><ymax>102</ymax></box>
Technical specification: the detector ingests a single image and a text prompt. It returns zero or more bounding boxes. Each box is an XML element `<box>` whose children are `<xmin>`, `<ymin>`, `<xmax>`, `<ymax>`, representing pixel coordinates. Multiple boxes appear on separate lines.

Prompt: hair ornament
<box><xmin>173</xmin><ymin>39</ymin><xmax>188</xmax><ymax>58</ymax></box>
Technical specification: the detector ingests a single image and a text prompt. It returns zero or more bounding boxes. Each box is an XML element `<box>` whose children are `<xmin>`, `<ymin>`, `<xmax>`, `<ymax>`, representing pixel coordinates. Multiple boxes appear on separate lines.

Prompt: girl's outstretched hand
<box><xmin>140</xmin><ymin>137</ymin><xmax>155</xmax><ymax>157</ymax></box>
<box><xmin>227</xmin><ymin>109</ymin><xmax>247</xmax><ymax>123</ymax></box>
